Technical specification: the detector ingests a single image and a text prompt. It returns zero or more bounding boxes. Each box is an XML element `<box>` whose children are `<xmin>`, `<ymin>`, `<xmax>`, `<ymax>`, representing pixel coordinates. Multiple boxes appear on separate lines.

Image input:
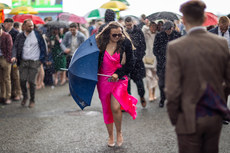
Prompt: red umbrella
<box><xmin>58</xmin><ymin>12</ymin><xmax>87</xmax><ymax>24</ymax></box>
<box><xmin>203</xmin><ymin>12</ymin><xmax>218</xmax><ymax>26</ymax></box>
<box><xmin>12</xmin><ymin>14</ymin><xmax>45</xmax><ymax>25</ymax></box>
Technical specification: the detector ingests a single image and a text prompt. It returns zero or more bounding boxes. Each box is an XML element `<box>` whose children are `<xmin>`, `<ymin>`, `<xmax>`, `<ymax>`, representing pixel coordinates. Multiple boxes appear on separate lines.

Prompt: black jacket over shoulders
<box><xmin>153</xmin><ymin>30</ymin><xmax>181</xmax><ymax>74</ymax></box>
<box><xmin>98</xmin><ymin>38</ymin><xmax>135</xmax><ymax>79</ymax></box>
<box><xmin>127</xmin><ymin>25</ymin><xmax>146</xmax><ymax>81</ymax></box>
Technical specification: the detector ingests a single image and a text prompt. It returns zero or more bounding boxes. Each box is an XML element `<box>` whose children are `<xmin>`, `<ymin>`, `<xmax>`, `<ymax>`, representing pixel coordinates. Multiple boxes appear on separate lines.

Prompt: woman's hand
<box><xmin>110</xmin><ymin>73</ymin><xmax>118</xmax><ymax>82</ymax></box>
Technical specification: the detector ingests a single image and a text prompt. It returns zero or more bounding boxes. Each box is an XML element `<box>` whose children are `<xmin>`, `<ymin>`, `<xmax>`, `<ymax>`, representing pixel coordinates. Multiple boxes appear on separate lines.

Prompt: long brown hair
<box><xmin>96</xmin><ymin>21</ymin><xmax>135</xmax><ymax>53</ymax></box>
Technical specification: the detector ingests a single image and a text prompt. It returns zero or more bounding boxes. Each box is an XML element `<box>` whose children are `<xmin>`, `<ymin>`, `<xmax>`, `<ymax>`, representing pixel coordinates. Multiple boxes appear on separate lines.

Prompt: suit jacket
<box><xmin>0</xmin><ymin>32</ymin><xmax>13</xmax><ymax>63</ymax></box>
<box><xmin>60</xmin><ymin>31</ymin><xmax>86</xmax><ymax>56</ymax></box>
<box><xmin>12</xmin><ymin>30</ymin><xmax>47</xmax><ymax>66</ymax></box>
<box><xmin>209</xmin><ymin>26</ymin><xmax>230</xmax><ymax>36</ymax></box>
<box><xmin>165</xmin><ymin>28</ymin><xmax>230</xmax><ymax>134</ymax></box>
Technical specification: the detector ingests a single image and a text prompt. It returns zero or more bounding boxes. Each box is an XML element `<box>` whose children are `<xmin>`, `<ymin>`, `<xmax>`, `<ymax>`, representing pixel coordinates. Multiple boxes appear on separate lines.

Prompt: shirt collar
<box><xmin>72</xmin><ymin>31</ymin><xmax>78</xmax><ymax>37</ymax></box>
<box><xmin>187</xmin><ymin>26</ymin><xmax>206</xmax><ymax>34</ymax></box>
<box><xmin>24</xmin><ymin>30</ymin><xmax>34</xmax><ymax>37</ymax></box>
<box><xmin>218</xmin><ymin>26</ymin><xmax>229</xmax><ymax>36</ymax></box>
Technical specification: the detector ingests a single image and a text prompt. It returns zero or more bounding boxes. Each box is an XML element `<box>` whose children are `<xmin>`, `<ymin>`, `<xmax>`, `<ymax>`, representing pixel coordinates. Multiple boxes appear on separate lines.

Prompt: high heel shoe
<box><xmin>60</xmin><ymin>79</ymin><xmax>66</xmax><ymax>86</ymax></box>
<box><xmin>36</xmin><ymin>83</ymin><xmax>45</xmax><ymax>89</ymax></box>
<box><xmin>54</xmin><ymin>78</ymin><xmax>58</xmax><ymax>86</ymax></box>
<box><xmin>107</xmin><ymin>138</ymin><xmax>115</xmax><ymax>147</ymax></box>
<box><xmin>117</xmin><ymin>133</ymin><xmax>123</xmax><ymax>147</ymax></box>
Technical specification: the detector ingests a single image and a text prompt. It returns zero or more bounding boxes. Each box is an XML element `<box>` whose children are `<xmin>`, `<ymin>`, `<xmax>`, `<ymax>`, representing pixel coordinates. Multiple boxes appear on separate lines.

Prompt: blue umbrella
<box><xmin>68</xmin><ymin>35</ymin><xmax>99</xmax><ymax>110</ymax></box>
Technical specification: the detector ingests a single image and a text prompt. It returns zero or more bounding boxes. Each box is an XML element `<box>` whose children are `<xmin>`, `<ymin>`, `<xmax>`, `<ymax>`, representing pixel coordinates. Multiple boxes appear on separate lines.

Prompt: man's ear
<box><xmin>182</xmin><ymin>16</ymin><xmax>186</xmax><ymax>25</ymax></box>
<box><xmin>203</xmin><ymin>14</ymin><xmax>207</xmax><ymax>25</ymax></box>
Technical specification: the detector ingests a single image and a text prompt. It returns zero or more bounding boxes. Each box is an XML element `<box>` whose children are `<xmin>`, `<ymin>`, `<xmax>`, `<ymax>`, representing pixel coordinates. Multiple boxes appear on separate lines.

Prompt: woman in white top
<box><xmin>142</xmin><ymin>21</ymin><xmax>158</xmax><ymax>101</ymax></box>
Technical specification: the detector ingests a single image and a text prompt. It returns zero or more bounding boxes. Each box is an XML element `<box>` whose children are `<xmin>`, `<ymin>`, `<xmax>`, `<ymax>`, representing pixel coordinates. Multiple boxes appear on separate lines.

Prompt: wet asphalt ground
<box><xmin>0</xmin><ymin>81</ymin><xmax>230</xmax><ymax>153</ymax></box>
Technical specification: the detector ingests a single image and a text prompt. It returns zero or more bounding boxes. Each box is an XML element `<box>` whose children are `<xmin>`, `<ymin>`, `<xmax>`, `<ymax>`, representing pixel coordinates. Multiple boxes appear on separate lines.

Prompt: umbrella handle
<box><xmin>98</xmin><ymin>74</ymin><xmax>126</xmax><ymax>81</ymax></box>
<box><xmin>60</xmin><ymin>68</ymin><xmax>68</xmax><ymax>71</ymax></box>
<box><xmin>97</xmin><ymin>74</ymin><xmax>111</xmax><ymax>77</ymax></box>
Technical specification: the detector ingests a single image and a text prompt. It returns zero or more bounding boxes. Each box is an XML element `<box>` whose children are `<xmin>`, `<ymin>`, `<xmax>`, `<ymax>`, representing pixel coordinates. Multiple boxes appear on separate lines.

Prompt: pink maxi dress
<box><xmin>97</xmin><ymin>50</ymin><xmax>137</xmax><ymax>124</ymax></box>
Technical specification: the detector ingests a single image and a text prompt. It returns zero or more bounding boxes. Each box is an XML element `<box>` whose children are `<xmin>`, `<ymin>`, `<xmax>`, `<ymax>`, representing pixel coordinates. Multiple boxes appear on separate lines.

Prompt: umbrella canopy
<box><xmin>100</xmin><ymin>1</ymin><xmax>128</xmax><ymax>11</ymax></box>
<box><xmin>9</xmin><ymin>6</ymin><xmax>38</xmax><ymax>15</ymax></box>
<box><xmin>203</xmin><ymin>12</ymin><xmax>218</xmax><ymax>26</ymax></box>
<box><xmin>111</xmin><ymin>0</ymin><xmax>130</xmax><ymax>6</ymax></box>
<box><xmin>45</xmin><ymin>20</ymin><xmax>69</xmax><ymax>29</ymax></box>
<box><xmin>84</xmin><ymin>8</ymin><xmax>106</xmax><ymax>19</ymax></box>
<box><xmin>58</xmin><ymin>12</ymin><xmax>87</xmax><ymax>24</ymax></box>
<box><xmin>13</xmin><ymin>14</ymin><xmax>45</xmax><ymax>24</ymax></box>
<box><xmin>68</xmin><ymin>35</ymin><xmax>99</xmax><ymax>110</ymax></box>
<box><xmin>147</xmin><ymin>11</ymin><xmax>181</xmax><ymax>21</ymax></box>
<box><xmin>0</xmin><ymin>3</ymin><xmax>11</xmax><ymax>9</ymax></box>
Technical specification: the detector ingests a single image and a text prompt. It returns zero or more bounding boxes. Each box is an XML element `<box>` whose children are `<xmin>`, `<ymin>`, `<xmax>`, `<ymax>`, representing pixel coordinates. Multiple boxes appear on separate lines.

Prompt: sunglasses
<box><xmin>112</xmin><ymin>34</ymin><xmax>122</xmax><ymax>38</ymax></box>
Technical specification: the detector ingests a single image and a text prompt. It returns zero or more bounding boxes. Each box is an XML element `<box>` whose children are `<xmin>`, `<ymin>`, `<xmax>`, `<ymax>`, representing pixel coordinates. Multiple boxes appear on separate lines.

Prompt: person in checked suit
<box><xmin>165</xmin><ymin>1</ymin><xmax>230</xmax><ymax>153</ymax></box>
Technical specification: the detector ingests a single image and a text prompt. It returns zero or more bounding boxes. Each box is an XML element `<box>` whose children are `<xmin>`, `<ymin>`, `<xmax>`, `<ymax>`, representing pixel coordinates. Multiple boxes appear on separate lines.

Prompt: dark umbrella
<box><xmin>68</xmin><ymin>35</ymin><xmax>99</xmax><ymax>110</ymax></box>
<box><xmin>45</xmin><ymin>20</ymin><xmax>69</xmax><ymax>29</ymax></box>
<box><xmin>147</xmin><ymin>11</ymin><xmax>181</xmax><ymax>21</ymax></box>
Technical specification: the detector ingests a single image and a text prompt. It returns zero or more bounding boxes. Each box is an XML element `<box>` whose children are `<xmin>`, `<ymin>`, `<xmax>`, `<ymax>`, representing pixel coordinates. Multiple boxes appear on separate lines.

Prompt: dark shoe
<box><xmin>0</xmin><ymin>97</ymin><xmax>6</xmax><ymax>104</ymax></box>
<box><xmin>28</xmin><ymin>101</ymin><xmax>35</xmax><ymax>108</ymax></box>
<box><xmin>21</xmin><ymin>98</ymin><xmax>28</xmax><ymax>106</ymax></box>
<box><xmin>140</xmin><ymin>97</ymin><xmax>146</xmax><ymax>108</ymax></box>
<box><xmin>159</xmin><ymin>100</ymin><xmax>164</xmax><ymax>108</ymax></box>
<box><xmin>223</xmin><ymin>120</ymin><xmax>229</xmax><ymax>125</ymax></box>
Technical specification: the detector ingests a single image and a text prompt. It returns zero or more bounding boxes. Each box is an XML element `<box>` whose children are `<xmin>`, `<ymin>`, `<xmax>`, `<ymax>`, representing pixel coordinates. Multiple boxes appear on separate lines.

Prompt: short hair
<box><xmin>150</xmin><ymin>21</ymin><xmax>157</xmax><ymax>26</ymax></box>
<box><xmin>180</xmin><ymin>0</ymin><xmax>206</xmax><ymax>25</ymax></box>
<box><xmin>23</xmin><ymin>19</ymin><xmax>33</xmax><ymax>25</ymax></box>
<box><xmin>44</xmin><ymin>17</ymin><xmax>52</xmax><ymax>22</ymax></box>
<box><xmin>104</xmin><ymin>9</ymin><xmax>115</xmax><ymax>23</ymax></box>
<box><xmin>13</xmin><ymin>22</ymin><xmax>20</xmax><ymax>29</ymax></box>
<box><xmin>69</xmin><ymin>22</ymin><xmax>78</xmax><ymax>28</ymax></box>
<box><xmin>219</xmin><ymin>16</ymin><xmax>229</xmax><ymax>25</ymax></box>
<box><xmin>118</xmin><ymin>17</ymin><xmax>124</xmax><ymax>22</ymax></box>
<box><xmin>141</xmin><ymin>14</ymin><xmax>146</xmax><ymax>20</ymax></box>
<box><xmin>125</xmin><ymin>16</ymin><xmax>133</xmax><ymax>22</ymax></box>
<box><xmin>157</xmin><ymin>21</ymin><xmax>164</xmax><ymax>25</ymax></box>
<box><xmin>4</xmin><ymin>18</ymin><xmax>14</xmax><ymax>23</ymax></box>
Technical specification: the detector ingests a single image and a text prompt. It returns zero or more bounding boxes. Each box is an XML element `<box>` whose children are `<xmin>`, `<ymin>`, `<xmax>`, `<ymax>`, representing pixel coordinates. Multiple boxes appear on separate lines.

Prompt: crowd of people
<box><xmin>0</xmin><ymin>0</ymin><xmax>230</xmax><ymax>151</ymax></box>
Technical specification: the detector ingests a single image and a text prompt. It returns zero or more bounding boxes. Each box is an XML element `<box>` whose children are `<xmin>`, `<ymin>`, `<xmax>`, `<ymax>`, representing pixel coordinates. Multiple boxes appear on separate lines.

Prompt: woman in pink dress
<box><xmin>96</xmin><ymin>21</ymin><xmax>137</xmax><ymax>147</ymax></box>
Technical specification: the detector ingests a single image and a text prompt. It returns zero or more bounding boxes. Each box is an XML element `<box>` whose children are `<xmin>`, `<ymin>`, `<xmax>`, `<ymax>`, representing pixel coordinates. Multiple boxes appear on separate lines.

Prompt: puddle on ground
<box><xmin>0</xmin><ymin>109</ymin><xmax>101</xmax><ymax>118</ymax></box>
<box><xmin>65</xmin><ymin>110</ymin><xmax>101</xmax><ymax>116</ymax></box>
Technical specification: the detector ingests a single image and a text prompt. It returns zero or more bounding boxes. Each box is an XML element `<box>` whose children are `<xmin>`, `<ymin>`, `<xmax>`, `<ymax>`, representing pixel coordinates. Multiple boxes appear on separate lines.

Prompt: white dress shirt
<box><xmin>22</xmin><ymin>30</ymin><xmax>40</xmax><ymax>61</ymax></box>
<box><xmin>218</xmin><ymin>27</ymin><xmax>230</xmax><ymax>49</ymax></box>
